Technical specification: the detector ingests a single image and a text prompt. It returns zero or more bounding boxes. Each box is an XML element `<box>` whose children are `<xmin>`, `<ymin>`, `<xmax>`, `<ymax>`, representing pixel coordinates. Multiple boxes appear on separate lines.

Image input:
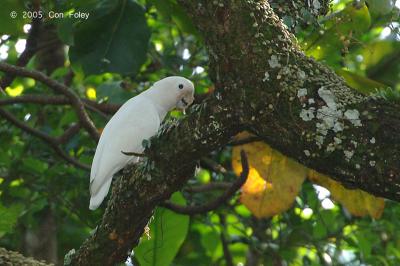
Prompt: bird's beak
<box><xmin>181</xmin><ymin>98</ymin><xmax>189</xmax><ymax>106</ymax></box>
<box><xmin>176</xmin><ymin>95</ymin><xmax>194</xmax><ymax>114</ymax></box>
<box><xmin>182</xmin><ymin>100</ymin><xmax>188</xmax><ymax>114</ymax></box>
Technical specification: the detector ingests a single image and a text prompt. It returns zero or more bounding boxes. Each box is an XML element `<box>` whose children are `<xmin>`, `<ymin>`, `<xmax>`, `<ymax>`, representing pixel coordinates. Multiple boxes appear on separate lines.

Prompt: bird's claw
<box><xmin>121</xmin><ymin>150</ymin><xmax>146</xmax><ymax>157</ymax></box>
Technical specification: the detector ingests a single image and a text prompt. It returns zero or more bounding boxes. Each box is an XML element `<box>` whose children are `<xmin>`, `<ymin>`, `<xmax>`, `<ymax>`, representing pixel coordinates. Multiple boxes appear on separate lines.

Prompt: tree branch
<box><xmin>0</xmin><ymin>108</ymin><xmax>56</xmax><ymax>144</ymax></box>
<box><xmin>57</xmin><ymin>123</ymin><xmax>81</xmax><ymax>144</ymax></box>
<box><xmin>219</xmin><ymin>214</ymin><xmax>234</xmax><ymax>266</ymax></box>
<box><xmin>178</xmin><ymin>0</ymin><xmax>400</xmax><ymax>198</ymax></box>
<box><xmin>0</xmin><ymin>94</ymin><xmax>71</xmax><ymax>105</ymax></box>
<box><xmin>184</xmin><ymin>182</ymin><xmax>231</xmax><ymax>193</ymax></box>
<box><xmin>200</xmin><ymin>157</ymin><xmax>228</xmax><ymax>173</ymax></box>
<box><xmin>0</xmin><ymin>108</ymin><xmax>89</xmax><ymax>170</ymax></box>
<box><xmin>161</xmin><ymin>150</ymin><xmax>248</xmax><ymax>215</ymax></box>
<box><xmin>228</xmin><ymin>136</ymin><xmax>262</xmax><ymax>146</ymax></box>
<box><xmin>0</xmin><ymin>94</ymin><xmax>120</xmax><ymax>114</ymax></box>
<box><xmin>0</xmin><ymin>62</ymin><xmax>100</xmax><ymax>141</ymax></box>
<box><xmin>69</xmin><ymin>0</ymin><xmax>400</xmax><ymax>264</ymax></box>
<box><xmin>69</xmin><ymin>91</ymin><xmax>245</xmax><ymax>265</ymax></box>
<box><xmin>0</xmin><ymin>247</ymin><xmax>52</xmax><ymax>266</ymax></box>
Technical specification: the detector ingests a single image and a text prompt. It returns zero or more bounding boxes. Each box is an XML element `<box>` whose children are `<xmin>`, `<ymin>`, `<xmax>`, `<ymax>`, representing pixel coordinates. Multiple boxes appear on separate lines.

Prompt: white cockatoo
<box><xmin>89</xmin><ymin>76</ymin><xmax>195</xmax><ymax>210</ymax></box>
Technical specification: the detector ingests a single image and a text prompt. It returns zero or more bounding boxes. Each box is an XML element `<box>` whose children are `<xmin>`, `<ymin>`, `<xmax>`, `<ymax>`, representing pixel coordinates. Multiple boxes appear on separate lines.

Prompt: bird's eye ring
<box><xmin>178</xmin><ymin>84</ymin><xmax>184</xmax><ymax>89</ymax></box>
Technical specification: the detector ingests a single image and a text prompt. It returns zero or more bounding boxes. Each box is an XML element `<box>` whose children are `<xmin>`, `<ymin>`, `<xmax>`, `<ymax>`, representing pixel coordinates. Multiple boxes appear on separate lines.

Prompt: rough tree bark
<box><xmin>0</xmin><ymin>247</ymin><xmax>52</xmax><ymax>266</ymax></box>
<box><xmin>68</xmin><ymin>0</ymin><xmax>400</xmax><ymax>265</ymax></box>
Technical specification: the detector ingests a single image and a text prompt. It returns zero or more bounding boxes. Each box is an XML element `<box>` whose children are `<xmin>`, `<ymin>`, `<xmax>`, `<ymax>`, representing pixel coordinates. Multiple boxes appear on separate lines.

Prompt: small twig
<box><xmin>228</xmin><ymin>136</ymin><xmax>262</xmax><ymax>146</ymax></box>
<box><xmin>53</xmin><ymin>145</ymin><xmax>90</xmax><ymax>170</ymax></box>
<box><xmin>0</xmin><ymin>62</ymin><xmax>100</xmax><ymax>141</ymax></box>
<box><xmin>184</xmin><ymin>182</ymin><xmax>231</xmax><ymax>193</ymax></box>
<box><xmin>84</xmin><ymin>100</ymin><xmax>120</xmax><ymax>114</ymax></box>
<box><xmin>84</xmin><ymin>103</ymin><xmax>110</xmax><ymax>119</ymax></box>
<box><xmin>57</xmin><ymin>123</ymin><xmax>81</xmax><ymax>144</ymax></box>
<box><xmin>161</xmin><ymin>150</ymin><xmax>249</xmax><ymax>215</ymax></box>
<box><xmin>121</xmin><ymin>150</ymin><xmax>146</xmax><ymax>157</ymax></box>
<box><xmin>63</xmin><ymin>68</ymin><xmax>75</xmax><ymax>87</ymax></box>
<box><xmin>200</xmin><ymin>157</ymin><xmax>227</xmax><ymax>173</ymax></box>
<box><xmin>219</xmin><ymin>214</ymin><xmax>234</xmax><ymax>266</ymax></box>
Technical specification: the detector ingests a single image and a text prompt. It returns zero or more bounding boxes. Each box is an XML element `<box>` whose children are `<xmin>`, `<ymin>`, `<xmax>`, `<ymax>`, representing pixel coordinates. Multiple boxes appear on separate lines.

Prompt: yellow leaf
<box><xmin>232</xmin><ymin>133</ymin><xmax>384</xmax><ymax>219</ymax></box>
<box><xmin>86</xmin><ymin>87</ymin><xmax>97</xmax><ymax>100</ymax></box>
<box><xmin>308</xmin><ymin>171</ymin><xmax>384</xmax><ymax>219</ymax></box>
<box><xmin>232</xmin><ymin>138</ymin><xmax>307</xmax><ymax>218</ymax></box>
<box><xmin>5</xmin><ymin>85</ymin><xmax>24</xmax><ymax>97</ymax></box>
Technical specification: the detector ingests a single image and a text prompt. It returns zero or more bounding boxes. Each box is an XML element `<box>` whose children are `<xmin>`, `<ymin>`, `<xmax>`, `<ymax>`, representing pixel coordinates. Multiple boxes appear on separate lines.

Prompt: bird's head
<box><xmin>174</xmin><ymin>78</ymin><xmax>195</xmax><ymax>110</ymax></box>
<box><xmin>153</xmin><ymin>76</ymin><xmax>195</xmax><ymax>111</ymax></box>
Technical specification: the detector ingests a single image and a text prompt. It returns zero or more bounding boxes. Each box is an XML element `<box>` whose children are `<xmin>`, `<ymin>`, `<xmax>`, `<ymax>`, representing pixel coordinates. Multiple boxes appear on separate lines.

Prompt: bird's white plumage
<box><xmin>89</xmin><ymin>76</ymin><xmax>194</xmax><ymax>210</ymax></box>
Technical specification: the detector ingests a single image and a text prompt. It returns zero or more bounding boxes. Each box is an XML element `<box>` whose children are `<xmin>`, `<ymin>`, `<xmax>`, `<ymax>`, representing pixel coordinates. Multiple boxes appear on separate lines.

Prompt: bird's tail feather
<box><xmin>89</xmin><ymin>178</ymin><xmax>113</xmax><ymax>210</ymax></box>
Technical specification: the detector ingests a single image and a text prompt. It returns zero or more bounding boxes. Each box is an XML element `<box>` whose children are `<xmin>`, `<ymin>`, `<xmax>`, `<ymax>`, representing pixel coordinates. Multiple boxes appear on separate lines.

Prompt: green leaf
<box><xmin>312</xmin><ymin>220</ymin><xmax>327</xmax><ymax>239</ymax></box>
<box><xmin>355</xmin><ymin>232</ymin><xmax>373</xmax><ymax>258</ymax></box>
<box><xmin>200</xmin><ymin>229</ymin><xmax>222</xmax><ymax>260</ymax></box>
<box><xmin>366</xmin><ymin>0</ymin><xmax>394</xmax><ymax>15</ymax></box>
<box><xmin>303</xmin><ymin>2</ymin><xmax>371</xmax><ymax>67</ymax></box>
<box><xmin>150</xmin><ymin>0</ymin><xmax>199</xmax><ymax>36</ymax></box>
<box><xmin>362</xmin><ymin>41</ymin><xmax>400</xmax><ymax>86</ymax></box>
<box><xmin>0</xmin><ymin>0</ymin><xmax>27</xmax><ymax>35</ymax></box>
<box><xmin>135</xmin><ymin>192</ymin><xmax>189</xmax><ymax>266</ymax></box>
<box><xmin>96</xmin><ymin>81</ymin><xmax>132</xmax><ymax>104</ymax></box>
<box><xmin>0</xmin><ymin>203</ymin><xmax>24</xmax><ymax>237</ymax></box>
<box><xmin>57</xmin><ymin>19</ymin><xmax>75</xmax><ymax>46</ymax></box>
<box><xmin>336</xmin><ymin>69</ymin><xmax>387</xmax><ymax>94</ymax></box>
<box><xmin>59</xmin><ymin>110</ymin><xmax>78</xmax><ymax>128</ymax></box>
<box><xmin>69</xmin><ymin>0</ymin><xmax>151</xmax><ymax>76</ymax></box>
<box><xmin>56</xmin><ymin>0</ymin><xmax>100</xmax><ymax>11</ymax></box>
<box><xmin>22</xmin><ymin>157</ymin><xmax>49</xmax><ymax>174</ymax></box>
<box><xmin>0</xmin><ymin>148</ymin><xmax>11</xmax><ymax>167</ymax></box>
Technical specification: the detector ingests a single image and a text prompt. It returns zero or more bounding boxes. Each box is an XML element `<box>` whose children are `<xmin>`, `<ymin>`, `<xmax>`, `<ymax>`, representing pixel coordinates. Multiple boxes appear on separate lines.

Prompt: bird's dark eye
<box><xmin>178</xmin><ymin>84</ymin><xmax>184</xmax><ymax>89</ymax></box>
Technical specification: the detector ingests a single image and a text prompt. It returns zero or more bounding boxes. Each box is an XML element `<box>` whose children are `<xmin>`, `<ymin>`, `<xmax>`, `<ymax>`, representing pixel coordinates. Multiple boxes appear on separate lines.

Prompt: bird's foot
<box><xmin>121</xmin><ymin>150</ymin><xmax>146</xmax><ymax>157</ymax></box>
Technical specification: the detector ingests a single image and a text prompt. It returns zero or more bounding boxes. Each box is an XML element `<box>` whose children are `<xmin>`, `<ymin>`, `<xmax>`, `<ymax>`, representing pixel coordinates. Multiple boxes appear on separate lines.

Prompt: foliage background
<box><xmin>0</xmin><ymin>0</ymin><xmax>399</xmax><ymax>265</ymax></box>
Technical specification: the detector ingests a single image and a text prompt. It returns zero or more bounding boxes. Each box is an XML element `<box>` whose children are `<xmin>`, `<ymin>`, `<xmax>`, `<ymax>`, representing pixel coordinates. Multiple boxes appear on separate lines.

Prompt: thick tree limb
<box><xmin>70</xmin><ymin>0</ymin><xmax>399</xmax><ymax>265</ymax></box>
<box><xmin>0</xmin><ymin>247</ymin><xmax>53</xmax><ymax>266</ymax></box>
<box><xmin>0</xmin><ymin>62</ymin><xmax>100</xmax><ymax>141</ymax></box>
<box><xmin>178</xmin><ymin>0</ymin><xmax>400</xmax><ymax>197</ymax></box>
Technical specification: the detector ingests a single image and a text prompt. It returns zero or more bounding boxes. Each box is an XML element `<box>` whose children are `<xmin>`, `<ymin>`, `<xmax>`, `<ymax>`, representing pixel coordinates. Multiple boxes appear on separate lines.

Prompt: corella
<box><xmin>89</xmin><ymin>76</ymin><xmax>195</xmax><ymax>210</ymax></box>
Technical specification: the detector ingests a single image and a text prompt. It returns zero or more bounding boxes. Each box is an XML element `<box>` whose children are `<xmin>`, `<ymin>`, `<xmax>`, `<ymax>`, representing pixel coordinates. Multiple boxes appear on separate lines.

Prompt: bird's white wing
<box><xmin>89</xmin><ymin>96</ymin><xmax>160</xmax><ymax>210</ymax></box>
